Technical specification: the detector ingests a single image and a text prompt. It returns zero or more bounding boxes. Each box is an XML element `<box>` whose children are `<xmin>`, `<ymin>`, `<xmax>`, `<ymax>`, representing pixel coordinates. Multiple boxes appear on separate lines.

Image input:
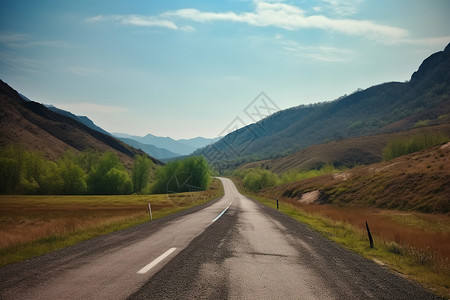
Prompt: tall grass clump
<box><xmin>233</xmin><ymin>168</ymin><xmax>279</xmax><ymax>192</ymax></box>
<box><xmin>382</xmin><ymin>132</ymin><xmax>449</xmax><ymax>161</ymax></box>
<box><xmin>280</xmin><ymin>164</ymin><xmax>343</xmax><ymax>184</ymax></box>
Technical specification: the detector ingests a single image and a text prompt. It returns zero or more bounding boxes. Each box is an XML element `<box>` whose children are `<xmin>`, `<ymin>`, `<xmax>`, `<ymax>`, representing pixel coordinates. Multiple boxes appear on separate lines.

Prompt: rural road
<box><xmin>0</xmin><ymin>178</ymin><xmax>439</xmax><ymax>299</ymax></box>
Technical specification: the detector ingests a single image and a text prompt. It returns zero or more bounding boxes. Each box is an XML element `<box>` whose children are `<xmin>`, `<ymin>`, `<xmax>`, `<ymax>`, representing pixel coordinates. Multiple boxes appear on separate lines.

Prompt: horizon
<box><xmin>1</xmin><ymin>0</ymin><xmax>449</xmax><ymax>139</ymax></box>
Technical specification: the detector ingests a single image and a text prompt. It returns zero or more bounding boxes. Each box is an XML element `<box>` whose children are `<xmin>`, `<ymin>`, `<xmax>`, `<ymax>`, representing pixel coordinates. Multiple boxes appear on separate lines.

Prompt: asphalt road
<box><xmin>0</xmin><ymin>178</ymin><xmax>439</xmax><ymax>299</ymax></box>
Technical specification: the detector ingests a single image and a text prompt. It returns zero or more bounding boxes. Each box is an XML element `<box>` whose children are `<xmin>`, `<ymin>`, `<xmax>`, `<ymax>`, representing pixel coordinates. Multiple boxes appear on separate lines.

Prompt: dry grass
<box><xmin>284</xmin><ymin>202</ymin><xmax>450</xmax><ymax>269</ymax></box>
<box><xmin>0</xmin><ymin>178</ymin><xmax>223</xmax><ymax>265</ymax></box>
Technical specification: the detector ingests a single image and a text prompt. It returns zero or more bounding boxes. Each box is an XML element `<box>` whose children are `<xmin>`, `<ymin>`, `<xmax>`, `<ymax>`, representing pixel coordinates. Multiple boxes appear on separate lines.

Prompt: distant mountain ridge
<box><xmin>113</xmin><ymin>132</ymin><xmax>219</xmax><ymax>156</ymax></box>
<box><xmin>195</xmin><ymin>43</ymin><xmax>450</xmax><ymax>170</ymax></box>
<box><xmin>117</xmin><ymin>137</ymin><xmax>180</xmax><ymax>160</ymax></box>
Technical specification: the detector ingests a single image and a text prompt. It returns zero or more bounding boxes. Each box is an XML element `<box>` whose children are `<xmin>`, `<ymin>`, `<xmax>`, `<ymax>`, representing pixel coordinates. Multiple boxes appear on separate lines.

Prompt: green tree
<box><xmin>87</xmin><ymin>151</ymin><xmax>131</xmax><ymax>194</ymax></box>
<box><xmin>152</xmin><ymin>156</ymin><xmax>211</xmax><ymax>194</ymax></box>
<box><xmin>0</xmin><ymin>145</ymin><xmax>27</xmax><ymax>193</ymax></box>
<box><xmin>58</xmin><ymin>157</ymin><xmax>87</xmax><ymax>194</ymax></box>
<box><xmin>132</xmin><ymin>155</ymin><xmax>153</xmax><ymax>194</ymax></box>
<box><xmin>105</xmin><ymin>168</ymin><xmax>132</xmax><ymax>194</ymax></box>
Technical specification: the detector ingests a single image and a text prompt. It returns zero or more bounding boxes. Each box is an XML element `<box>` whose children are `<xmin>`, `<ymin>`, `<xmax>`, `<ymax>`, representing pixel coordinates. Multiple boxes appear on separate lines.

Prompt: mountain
<box><xmin>45</xmin><ymin>105</ymin><xmax>111</xmax><ymax>136</ymax></box>
<box><xmin>0</xmin><ymin>80</ymin><xmax>160</xmax><ymax>167</ymax></box>
<box><xmin>113</xmin><ymin>133</ymin><xmax>219</xmax><ymax>156</ymax></box>
<box><xmin>117</xmin><ymin>137</ymin><xmax>180</xmax><ymax>160</ymax></box>
<box><xmin>178</xmin><ymin>136</ymin><xmax>221</xmax><ymax>149</ymax></box>
<box><xmin>195</xmin><ymin>43</ymin><xmax>450</xmax><ymax>170</ymax></box>
<box><xmin>240</xmin><ymin>122</ymin><xmax>450</xmax><ymax>174</ymax></box>
<box><xmin>19</xmin><ymin>94</ymin><xmax>111</xmax><ymax>137</ymax></box>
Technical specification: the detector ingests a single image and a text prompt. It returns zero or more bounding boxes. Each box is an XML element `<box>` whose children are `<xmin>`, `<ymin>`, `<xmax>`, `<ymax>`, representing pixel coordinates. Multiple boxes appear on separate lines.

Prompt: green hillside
<box><xmin>196</xmin><ymin>43</ymin><xmax>450</xmax><ymax>171</ymax></box>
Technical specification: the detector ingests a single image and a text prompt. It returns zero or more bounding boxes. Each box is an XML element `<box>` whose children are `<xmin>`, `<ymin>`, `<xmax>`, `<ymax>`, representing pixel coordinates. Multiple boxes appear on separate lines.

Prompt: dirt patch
<box><xmin>441</xmin><ymin>141</ymin><xmax>450</xmax><ymax>150</ymax></box>
<box><xmin>333</xmin><ymin>172</ymin><xmax>351</xmax><ymax>181</ymax></box>
<box><xmin>298</xmin><ymin>190</ymin><xmax>322</xmax><ymax>204</ymax></box>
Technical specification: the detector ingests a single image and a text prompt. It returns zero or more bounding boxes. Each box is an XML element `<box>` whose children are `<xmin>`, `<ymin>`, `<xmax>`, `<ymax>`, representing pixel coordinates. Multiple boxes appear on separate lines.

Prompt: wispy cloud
<box><xmin>399</xmin><ymin>36</ymin><xmax>450</xmax><ymax>47</ymax></box>
<box><xmin>0</xmin><ymin>32</ymin><xmax>68</xmax><ymax>48</ymax></box>
<box><xmin>86</xmin><ymin>15</ymin><xmax>178</xmax><ymax>30</ymax></box>
<box><xmin>320</xmin><ymin>0</ymin><xmax>364</xmax><ymax>17</ymax></box>
<box><xmin>0</xmin><ymin>52</ymin><xmax>45</xmax><ymax>74</ymax></box>
<box><xmin>87</xmin><ymin>1</ymin><xmax>409</xmax><ymax>43</ymax></box>
<box><xmin>279</xmin><ymin>39</ymin><xmax>354</xmax><ymax>62</ymax></box>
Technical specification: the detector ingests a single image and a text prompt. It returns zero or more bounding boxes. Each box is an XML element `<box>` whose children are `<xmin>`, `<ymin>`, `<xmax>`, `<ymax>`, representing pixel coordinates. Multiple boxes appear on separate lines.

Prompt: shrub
<box><xmin>152</xmin><ymin>156</ymin><xmax>211</xmax><ymax>194</ymax></box>
<box><xmin>382</xmin><ymin>132</ymin><xmax>449</xmax><ymax>161</ymax></box>
<box><xmin>242</xmin><ymin>169</ymin><xmax>279</xmax><ymax>192</ymax></box>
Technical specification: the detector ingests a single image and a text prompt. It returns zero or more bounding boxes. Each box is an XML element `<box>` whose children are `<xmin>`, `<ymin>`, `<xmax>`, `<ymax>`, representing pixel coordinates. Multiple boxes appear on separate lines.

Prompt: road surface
<box><xmin>0</xmin><ymin>178</ymin><xmax>438</xmax><ymax>299</ymax></box>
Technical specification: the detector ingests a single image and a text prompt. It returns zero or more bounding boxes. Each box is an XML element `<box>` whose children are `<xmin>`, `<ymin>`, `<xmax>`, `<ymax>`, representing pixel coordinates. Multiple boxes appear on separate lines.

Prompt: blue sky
<box><xmin>1</xmin><ymin>0</ymin><xmax>449</xmax><ymax>139</ymax></box>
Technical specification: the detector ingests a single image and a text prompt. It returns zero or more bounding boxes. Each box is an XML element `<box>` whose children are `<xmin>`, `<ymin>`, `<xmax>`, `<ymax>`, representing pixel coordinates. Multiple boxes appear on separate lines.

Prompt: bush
<box><xmin>242</xmin><ymin>169</ymin><xmax>279</xmax><ymax>192</ymax></box>
<box><xmin>382</xmin><ymin>132</ymin><xmax>449</xmax><ymax>161</ymax></box>
<box><xmin>88</xmin><ymin>151</ymin><xmax>131</xmax><ymax>194</ymax></box>
<box><xmin>152</xmin><ymin>156</ymin><xmax>211</xmax><ymax>194</ymax></box>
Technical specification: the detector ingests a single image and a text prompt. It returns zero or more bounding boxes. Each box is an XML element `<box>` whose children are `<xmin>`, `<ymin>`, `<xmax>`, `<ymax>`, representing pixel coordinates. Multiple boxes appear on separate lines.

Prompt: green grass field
<box><xmin>0</xmin><ymin>178</ymin><xmax>223</xmax><ymax>267</ymax></box>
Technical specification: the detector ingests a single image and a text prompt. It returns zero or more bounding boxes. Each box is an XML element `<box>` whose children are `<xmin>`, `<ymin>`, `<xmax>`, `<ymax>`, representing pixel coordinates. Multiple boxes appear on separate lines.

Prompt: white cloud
<box><xmin>320</xmin><ymin>0</ymin><xmax>364</xmax><ymax>17</ymax></box>
<box><xmin>87</xmin><ymin>1</ymin><xmax>409</xmax><ymax>43</ymax></box>
<box><xmin>86</xmin><ymin>14</ymin><xmax>178</xmax><ymax>30</ymax></box>
<box><xmin>280</xmin><ymin>39</ymin><xmax>354</xmax><ymax>62</ymax></box>
<box><xmin>0</xmin><ymin>32</ymin><xmax>68</xmax><ymax>48</ymax></box>
<box><xmin>0</xmin><ymin>52</ymin><xmax>44</xmax><ymax>74</ymax></box>
<box><xmin>400</xmin><ymin>36</ymin><xmax>450</xmax><ymax>47</ymax></box>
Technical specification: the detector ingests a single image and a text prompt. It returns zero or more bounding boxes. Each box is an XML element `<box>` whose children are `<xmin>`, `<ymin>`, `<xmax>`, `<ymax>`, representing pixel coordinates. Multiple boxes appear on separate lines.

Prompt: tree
<box><xmin>87</xmin><ymin>151</ymin><xmax>131</xmax><ymax>194</ymax></box>
<box><xmin>58</xmin><ymin>157</ymin><xmax>87</xmax><ymax>194</ymax></box>
<box><xmin>132</xmin><ymin>155</ymin><xmax>153</xmax><ymax>194</ymax></box>
<box><xmin>152</xmin><ymin>156</ymin><xmax>211</xmax><ymax>194</ymax></box>
<box><xmin>105</xmin><ymin>168</ymin><xmax>132</xmax><ymax>194</ymax></box>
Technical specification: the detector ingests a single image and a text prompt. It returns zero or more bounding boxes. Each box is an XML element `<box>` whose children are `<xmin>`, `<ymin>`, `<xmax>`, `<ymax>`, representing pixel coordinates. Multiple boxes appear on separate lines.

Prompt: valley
<box><xmin>0</xmin><ymin>30</ymin><xmax>449</xmax><ymax>299</ymax></box>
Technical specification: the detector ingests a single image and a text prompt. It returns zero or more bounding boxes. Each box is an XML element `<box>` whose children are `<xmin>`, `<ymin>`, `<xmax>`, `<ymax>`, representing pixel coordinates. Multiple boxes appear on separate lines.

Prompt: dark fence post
<box><xmin>365</xmin><ymin>221</ymin><xmax>374</xmax><ymax>248</ymax></box>
<box><xmin>277</xmin><ymin>197</ymin><xmax>279</xmax><ymax>210</ymax></box>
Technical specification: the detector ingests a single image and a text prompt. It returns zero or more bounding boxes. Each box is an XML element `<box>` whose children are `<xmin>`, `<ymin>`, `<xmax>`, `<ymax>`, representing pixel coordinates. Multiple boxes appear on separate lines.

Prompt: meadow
<box><xmin>0</xmin><ymin>178</ymin><xmax>223</xmax><ymax>267</ymax></box>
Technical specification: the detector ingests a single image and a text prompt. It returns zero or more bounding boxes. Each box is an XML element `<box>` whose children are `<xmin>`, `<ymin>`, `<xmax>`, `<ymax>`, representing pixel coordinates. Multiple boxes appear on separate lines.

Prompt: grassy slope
<box><xmin>240</xmin><ymin>123</ymin><xmax>450</xmax><ymax>174</ymax></box>
<box><xmin>0</xmin><ymin>178</ymin><xmax>224</xmax><ymax>267</ymax></box>
<box><xmin>258</xmin><ymin>140</ymin><xmax>450</xmax><ymax>214</ymax></box>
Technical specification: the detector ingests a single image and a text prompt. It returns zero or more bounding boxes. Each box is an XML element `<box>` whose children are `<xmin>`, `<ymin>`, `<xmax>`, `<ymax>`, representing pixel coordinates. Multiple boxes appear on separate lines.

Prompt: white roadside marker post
<box><xmin>148</xmin><ymin>202</ymin><xmax>153</xmax><ymax>221</ymax></box>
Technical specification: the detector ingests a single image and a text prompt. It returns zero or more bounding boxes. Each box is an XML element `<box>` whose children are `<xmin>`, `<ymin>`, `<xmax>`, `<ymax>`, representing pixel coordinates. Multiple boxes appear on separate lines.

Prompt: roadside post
<box><xmin>277</xmin><ymin>197</ymin><xmax>279</xmax><ymax>210</ymax></box>
<box><xmin>148</xmin><ymin>202</ymin><xmax>153</xmax><ymax>221</ymax></box>
<box><xmin>365</xmin><ymin>221</ymin><xmax>374</xmax><ymax>248</ymax></box>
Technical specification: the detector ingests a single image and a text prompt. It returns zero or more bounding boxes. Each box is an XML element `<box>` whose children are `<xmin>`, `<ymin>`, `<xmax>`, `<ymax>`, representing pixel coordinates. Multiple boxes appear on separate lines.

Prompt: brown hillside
<box><xmin>258</xmin><ymin>142</ymin><xmax>450</xmax><ymax>214</ymax></box>
<box><xmin>240</xmin><ymin>123</ymin><xmax>450</xmax><ymax>173</ymax></box>
<box><xmin>0</xmin><ymin>80</ymin><xmax>160</xmax><ymax>167</ymax></box>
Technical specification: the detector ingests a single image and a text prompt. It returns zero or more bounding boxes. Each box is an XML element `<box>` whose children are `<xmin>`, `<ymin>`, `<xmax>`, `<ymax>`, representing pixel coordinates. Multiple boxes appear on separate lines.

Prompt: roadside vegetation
<box><xmin>0</xmin><ymin>178</ymin><xmax>224</xmax><ymax>267</ymax></box>
<box><xmin>0</xmin><ymin>145</ymin><xmax>212</xmax><ymax>196</ymax></box>
<box><xmin>0</xmin><ymin>146</ymin><xmax>216</xmax><ymax>266</ymax></box>
<box><xmin>0</xmin><ymin>145</ymin><xmax>153</xmax><ymax>195</ymax></box>
<box><xmin>382</xmin><ymin>131</ymin><xmax>449</xmax><ymax>161</ymax></box>
<box><xmin>151</xmin><ymin>156</ymin><xmax>211</xmax><ymax>194</ymax></box>
<box><xmin>244</xmin><ymin>193</ymin><xmax>450</xmax><ymax>299</ymax></box>
<box><xmin>231</xmin><ymin>141</ymin><xmax>450</xmax><ymax>298</ymax></box>
<box><xmin>232</xmin><ymin>164</ymin><xmax>343</xmax><ymax>192</ymax></box>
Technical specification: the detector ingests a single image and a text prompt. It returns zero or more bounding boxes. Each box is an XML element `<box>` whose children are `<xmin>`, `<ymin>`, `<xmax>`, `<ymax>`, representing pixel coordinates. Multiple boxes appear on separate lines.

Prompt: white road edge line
<box><xmin>212</xmin><ymin>200</ymin><xmax>233</xmax><ymax>223</ymax></box>
<box><xmin>137</xmin><ymin>247</ymin><xmax>177</xmax><ymax>274</ymax></box>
